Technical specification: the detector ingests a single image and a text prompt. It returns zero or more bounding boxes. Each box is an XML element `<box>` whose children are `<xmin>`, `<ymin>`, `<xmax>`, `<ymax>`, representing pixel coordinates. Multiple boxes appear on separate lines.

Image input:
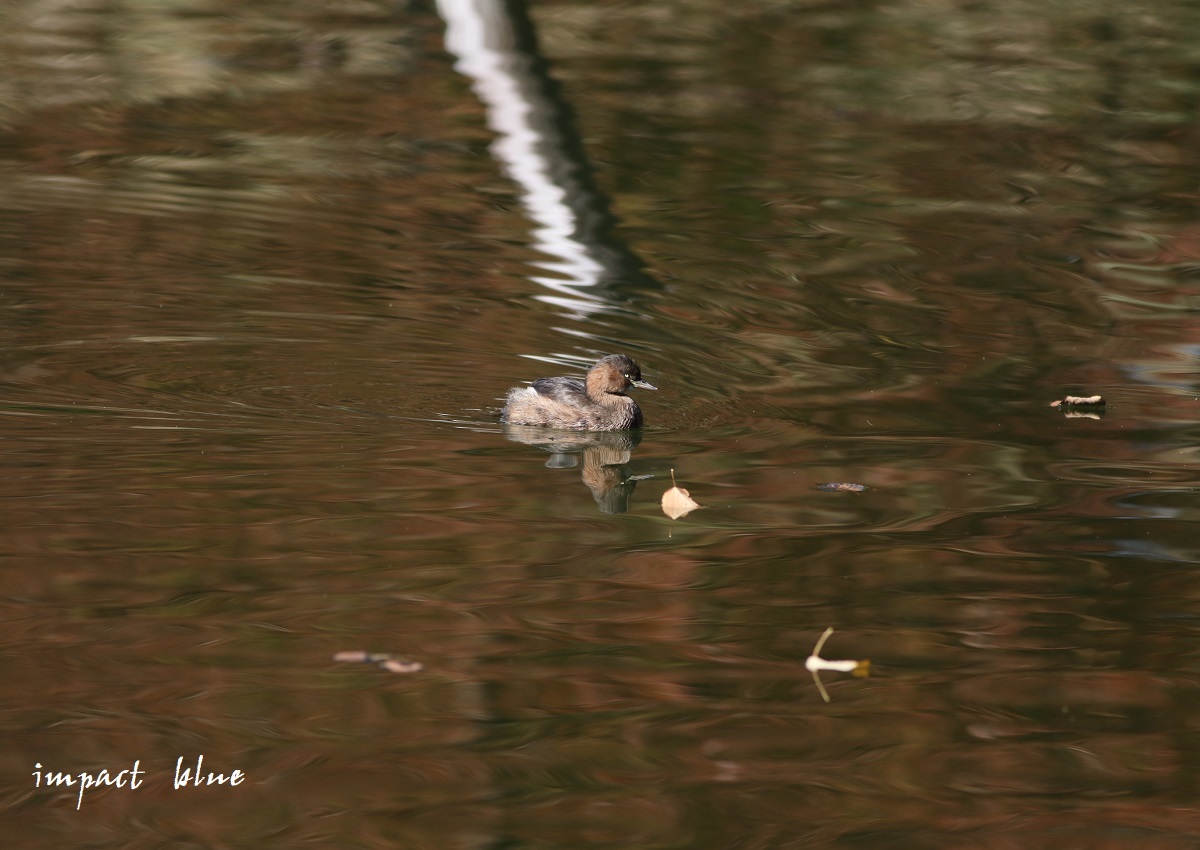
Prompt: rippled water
<box><xmin>3</xmin><ymin>0</ymin><xmax>1200</xmax><ymax>847</ymax></box>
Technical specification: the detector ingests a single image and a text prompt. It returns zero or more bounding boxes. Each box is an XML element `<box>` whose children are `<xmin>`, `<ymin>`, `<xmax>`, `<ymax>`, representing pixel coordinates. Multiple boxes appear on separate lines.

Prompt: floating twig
<box><xmin>805</xmin><ymin>627</ymin><xmax>870</xmax><ymax>703</ymax></box>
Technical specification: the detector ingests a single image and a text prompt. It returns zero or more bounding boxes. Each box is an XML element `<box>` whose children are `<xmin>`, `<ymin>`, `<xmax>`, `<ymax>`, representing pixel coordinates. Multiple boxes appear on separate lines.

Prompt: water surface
<box><xmin>3</xmin><ymin>0</ymin><xmax>1200</xmax><ymax>847</ymax></box>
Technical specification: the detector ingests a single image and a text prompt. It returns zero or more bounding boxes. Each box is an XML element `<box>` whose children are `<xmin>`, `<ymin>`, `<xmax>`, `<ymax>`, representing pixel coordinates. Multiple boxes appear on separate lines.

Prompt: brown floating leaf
<box><xmin>815</xmin><ymin>482</ymin><xmax>868</xmax><ymax>493</ymax></box>
<box><xmin>334</xmin><ymin>651</ymin><xmax>420</xmax><ymax>672</ymax></box>
<box><xmin>1050</xmin><ymin>394</ymin><xmax>1105</xmax><ymax>408</ymax></box>
<box><xmin>661</xmin><ymin>469</ymin><xmax>702</xmax><ymax>520</ymax></box>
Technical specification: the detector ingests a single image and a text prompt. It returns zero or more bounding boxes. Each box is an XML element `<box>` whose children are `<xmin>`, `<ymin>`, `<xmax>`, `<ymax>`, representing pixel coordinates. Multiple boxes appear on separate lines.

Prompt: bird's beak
<box><xmin>632</xmin><ymin>379</ymin><xmax>657</xmax><ymax>391</ymax></box>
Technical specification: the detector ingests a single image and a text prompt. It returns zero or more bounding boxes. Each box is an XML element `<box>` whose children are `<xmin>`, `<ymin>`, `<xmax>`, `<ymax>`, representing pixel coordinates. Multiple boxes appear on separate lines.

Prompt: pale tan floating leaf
<box><xmin>1050</xmin><ymin>394</ymin><xmax>1105</xmax><ymax>408</ymax></box>
<box><xmin>661</xmin><ymin>469</ymin><xmax>701</xmax><ymax>520</ymax></box>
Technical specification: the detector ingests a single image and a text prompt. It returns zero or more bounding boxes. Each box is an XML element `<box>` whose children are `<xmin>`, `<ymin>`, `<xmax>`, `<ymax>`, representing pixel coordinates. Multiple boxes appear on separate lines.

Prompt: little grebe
<box><xmin>500</xmin><ymin>354</ymin><xmax>656</xmax><ymax>430</ymax></box>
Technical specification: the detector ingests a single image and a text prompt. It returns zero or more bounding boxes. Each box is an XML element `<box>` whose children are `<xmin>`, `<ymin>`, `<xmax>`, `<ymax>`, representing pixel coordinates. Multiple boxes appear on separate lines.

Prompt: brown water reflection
<box><xmin>4</xmin><ymin>0</ymin><xmax>1200</xmax><ymax>848</ymax></box>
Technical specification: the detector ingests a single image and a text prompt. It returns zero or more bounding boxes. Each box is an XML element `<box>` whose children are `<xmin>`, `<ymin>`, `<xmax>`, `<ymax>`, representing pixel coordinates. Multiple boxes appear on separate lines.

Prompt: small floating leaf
<box><xmin>662</xmin><ymin>469</ymin><xmax>702</xmax><ymax>520</ymax></box>
<box><xmin>815</xmin><ymin>482</ymin><xmax>868</xmax><ymax>493</ymax></box>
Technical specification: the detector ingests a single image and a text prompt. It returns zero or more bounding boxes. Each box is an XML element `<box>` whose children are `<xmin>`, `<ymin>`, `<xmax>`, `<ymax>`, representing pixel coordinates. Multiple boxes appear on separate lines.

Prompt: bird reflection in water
<box><xmin>502</xmin><ymin>426</ymin><xmax>647</xmax><ymax>514</ymax></box>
